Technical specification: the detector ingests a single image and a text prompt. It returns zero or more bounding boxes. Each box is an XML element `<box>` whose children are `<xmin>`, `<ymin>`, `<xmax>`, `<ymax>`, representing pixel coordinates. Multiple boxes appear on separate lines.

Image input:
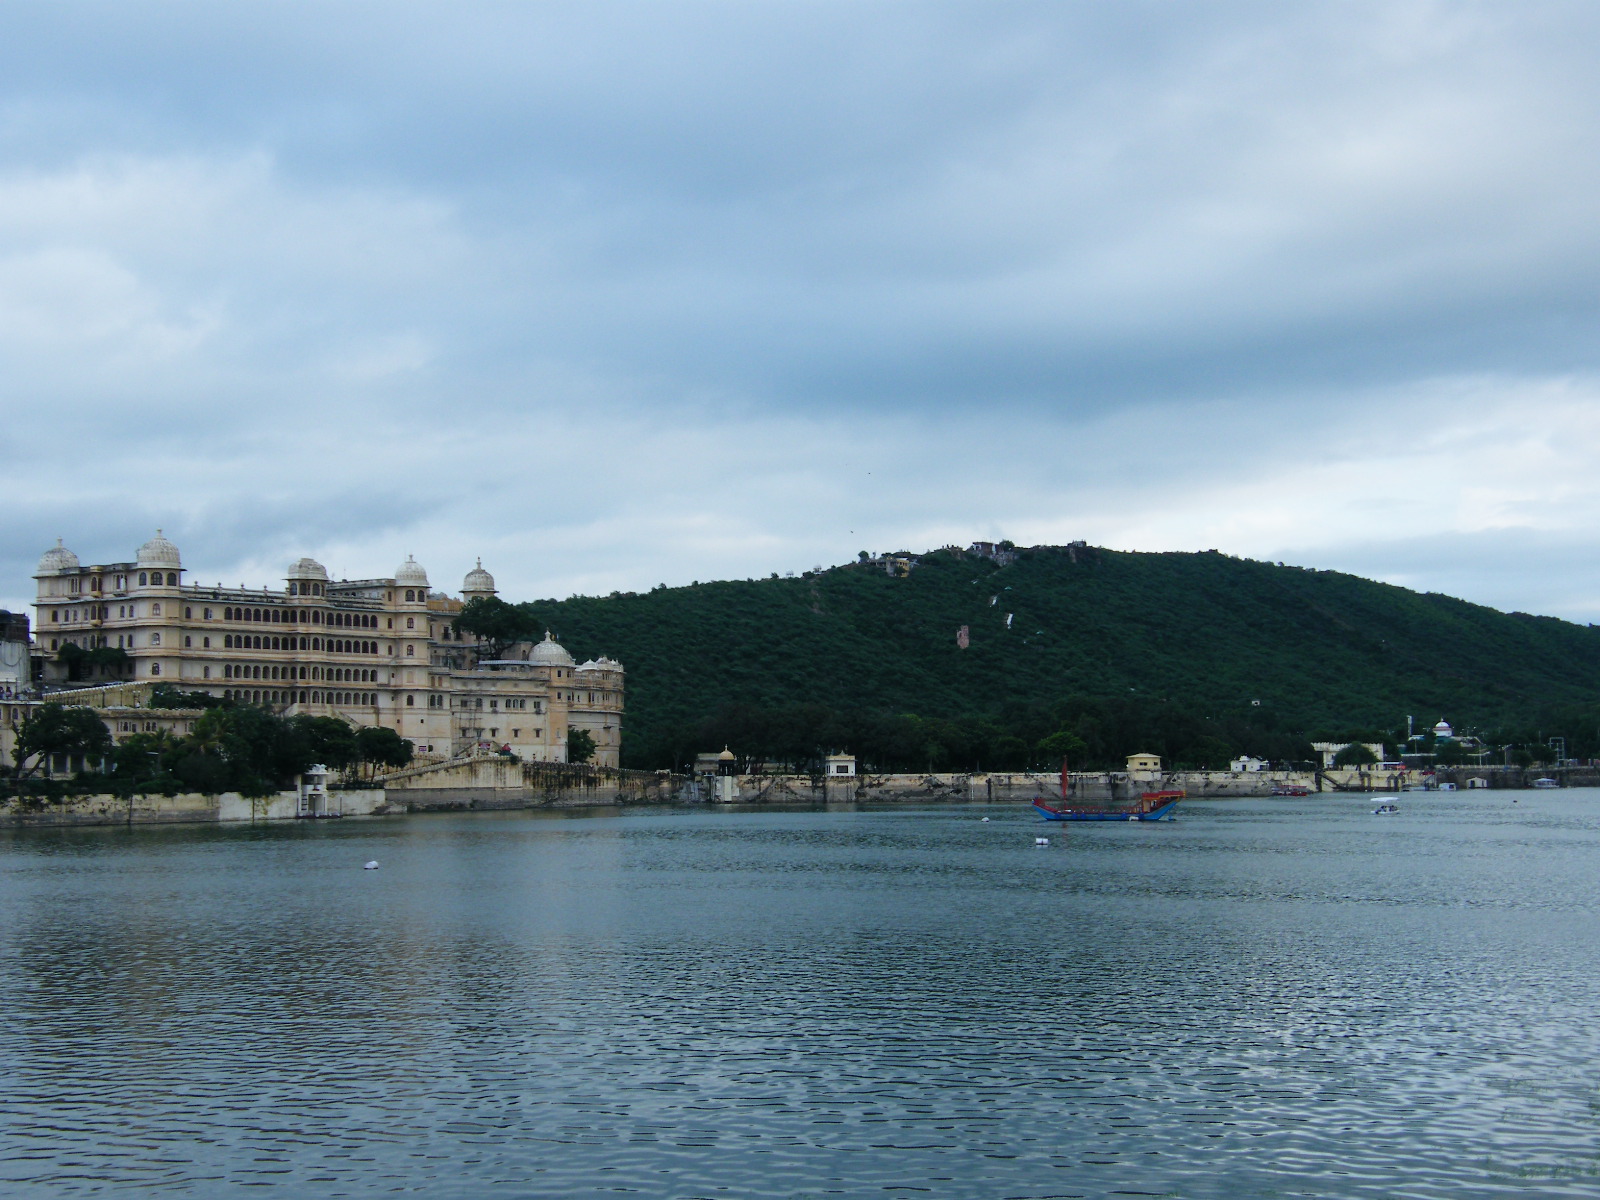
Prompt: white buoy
<box><xmin>1035</xmin><ymin>836</ymin><xmax>1050</xmax><ymax>846</ymax></box>
<box><xmin>363</xmin><ymin>860</ymin><xmax>379</xmax><ymax>870</ymax></box>
<box><xmin>981</xmin><ymin>817</ymin><xmax>990</xmax><ymax>823</ymax></box>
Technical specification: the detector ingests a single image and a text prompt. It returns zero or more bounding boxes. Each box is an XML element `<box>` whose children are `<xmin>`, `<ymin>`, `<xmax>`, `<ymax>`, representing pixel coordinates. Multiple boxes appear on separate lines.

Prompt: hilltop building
<box><xmin>29</xmin><ymin>533</ymin><xmax>623</xmax><ymax>766</ymax></box>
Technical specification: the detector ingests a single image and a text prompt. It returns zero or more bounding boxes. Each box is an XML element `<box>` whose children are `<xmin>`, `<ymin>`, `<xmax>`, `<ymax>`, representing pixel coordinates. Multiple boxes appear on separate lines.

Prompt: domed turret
<box><xmin>288</xmin><ymin>557</ymin><xmax>328</xmax><ymax>581</ymax></box>
<box><xmin>36</xmin><ymin>538</ymin><xmax>80</xmax><ymax>575</ymax></box>
<box><xmin>394</xmin><ymin>555</ymin><xmax>428</xmax><ymax>587</ymax></box>
<box><xmin>1432</xmin><ymin>719</ymin><xmax>1453</xmax><ymax>739</ymax></box>
<box><xmin>462</xmin><ymin>558</ymin><xmax>496</xmax><ymax>600</ymax></box>
<box><xmin>136</xmin><ymin>529</ymin><xmax>182</xmax><ymax>569</ymax></box>
<box><xmin>529</xmin><ymin>631</ymin><xmax>574</xmax><ymax>667</ymax></box>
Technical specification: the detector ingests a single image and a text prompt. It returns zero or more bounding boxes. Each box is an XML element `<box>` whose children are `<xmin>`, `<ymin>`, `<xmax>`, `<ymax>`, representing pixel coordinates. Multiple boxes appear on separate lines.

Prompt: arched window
<box><xmin>166</xmin><ymin>573</ymin><xmax>177</xmax><ymax>586</ymax></box>
<box><xmin>138</xmin><ymin>572</ymin><xmax>147</xmax><ymax>586</ymax></box>
<box><xmin>406</xmin><ymin>645</ymin><xmax>415</xmax><ymax>656</ymax></box>
<box><xmin>288</xmin><ymin>583</ymin><xmax>297</xmax><ymax>596</ymax></box>
<box><xmin>151</xmin><ymin>633</ymin><xmax>161</xmax><ymax>646</ymax></box>
<box><xmin>152</xmin><ymin>603</ymin><xmax>161</xmax><ymax>615</ymax></box>
<box><xmin>406</xmin><ymin>617</ymin><xmax>414</xmax><ymax>629</ymax></box>
<box><xmin>406</xmin><ymin>695</ymin><xmax>414</xmax><ymax>706</ymax></box>
<box><xmin>184</xmin><ymin>636</ymin><xmax>192</xmax><ymax>648</ymax></box>
<box><xmin>151</xmin><ymin>663</ymin><xmax>161</xmax><ymax>676</ymax></box>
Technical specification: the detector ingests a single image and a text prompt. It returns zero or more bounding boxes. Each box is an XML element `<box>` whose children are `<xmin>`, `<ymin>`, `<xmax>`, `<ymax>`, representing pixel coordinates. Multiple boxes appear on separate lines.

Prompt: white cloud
<box><xmin>3</xmin><ymin>4</ymin><xmax>1600</xmax><ymax>630</ymax></box>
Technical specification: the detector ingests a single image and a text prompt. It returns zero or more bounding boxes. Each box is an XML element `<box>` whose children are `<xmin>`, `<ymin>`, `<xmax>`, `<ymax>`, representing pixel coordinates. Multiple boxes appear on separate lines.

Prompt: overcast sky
<box><xmin>4</xmin><ymin>2</ymin><xmax>1600</xmax><ymax>621</ymax></box>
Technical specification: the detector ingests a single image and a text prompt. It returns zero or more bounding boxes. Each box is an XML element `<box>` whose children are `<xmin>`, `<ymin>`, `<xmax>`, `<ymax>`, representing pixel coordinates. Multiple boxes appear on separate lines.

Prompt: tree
<box><xmin>290</xmin><ymin>715</ymin><xmax>360</xmax><ymax>774</ymax></box>
<box><xmin>567</xmin><ymin>727</ymin><xmax>597</xmax><ymax>764</ymax></box>
<box><xmin>148</xmin><ymin>683</ymin><xmax>225</xmax><ymax>709</ymax></box>
<box><xmin>13</xmin><ymin>703</ymin><xmax>113</xmax><ymax>777</ymax></box>
<box><xmin>354</xmin><ymin>726</ymin><xmax>414</xmax><ymax>775</ymax></box>
<box><xmin>1333</xmin><ymin>742</ymin><xmax>1380</xmax><ymax>767</ymax></box>
<box><xmin>201</xmin><ymin>705</ymin><xmax>315</xmax><ymax>794</ymax></box>
<box><xmin>1035</xmin><ymin>730</ymin><xmax>1089</xmax><ymax>768</ymax></box>
<box><xmin>453</xmin><ymin>596</ymin><xmax>534</xmax><ymax>660</ymax></box>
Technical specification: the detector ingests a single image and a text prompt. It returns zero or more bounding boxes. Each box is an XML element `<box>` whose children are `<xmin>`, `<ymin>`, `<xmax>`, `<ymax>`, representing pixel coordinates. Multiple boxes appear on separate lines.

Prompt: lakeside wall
<box><xmin>7</xmin><ymin>762</ymin><xmax>1596</xmax><ymax>827</ymax></box>
<box><xmin>0</xmin><ymin>789</ymin><xmax>393</xmax><ymax>827</ymax></box>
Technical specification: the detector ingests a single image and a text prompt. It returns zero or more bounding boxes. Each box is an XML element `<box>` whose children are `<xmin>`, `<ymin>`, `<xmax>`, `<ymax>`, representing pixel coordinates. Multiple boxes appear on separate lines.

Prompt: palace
<box><xmin>31</xmin><ymin>532</ymin><xmax>623</xmax><ymax>767</ymax></box>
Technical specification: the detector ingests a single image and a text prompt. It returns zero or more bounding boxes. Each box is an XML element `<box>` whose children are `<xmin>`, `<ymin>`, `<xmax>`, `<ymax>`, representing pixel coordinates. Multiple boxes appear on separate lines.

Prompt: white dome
<box><xmin>1432</xmin><ymin>719</ymin><xmax>1453</xmax><ymax>737</ymax></box>
<box><xmin>394</xmin><ymin>555</ymin><xmax>428</xmax><ymax>586</ymax></box>
<box><xmin>36</xmin><ymin>538</ymin><xmax>80</xmax><ymax>575</ymax></box>
<box><xmin>136</xmin><ymin>529</ymin><xmax>182</xmax><ymax>569</ymax></box>
<box><xmin>463</xmin><ymin>558</ymin><xmax>496</xmax><ymax>593</ymax></box>
<box><xmin>529</xmin><ymin>631</ymin><xmax>574</xmax><ymax>666</ymax></box>
<box><xmin>288</xmin><ymin>557</ymin><xmax>328</xmax><ymax>580</ymax></box>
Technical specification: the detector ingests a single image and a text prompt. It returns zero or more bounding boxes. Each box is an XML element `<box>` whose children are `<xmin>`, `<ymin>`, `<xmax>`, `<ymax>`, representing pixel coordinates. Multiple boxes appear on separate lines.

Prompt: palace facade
<box><xmin>32</xmin><ymin>533</ymin><xmax>623</xmax><ymax>767</ymax></box>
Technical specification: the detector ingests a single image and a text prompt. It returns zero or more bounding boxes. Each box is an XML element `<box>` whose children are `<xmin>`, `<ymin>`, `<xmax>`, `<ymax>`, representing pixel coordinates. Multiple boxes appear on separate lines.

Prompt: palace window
<box><xmin>406</xmin><ymin>696</ymin><xmax>414</xmax><ymax>706</ymax></box>
<box><xmin>406</xmin><ymin>617</ymin><xmax>414</xmax><ymax>629</ymax></box>
<box><xmin>167</xmin><ymin>573</ymin><xmax>177</xmax><ymax>585</ymax></box>
<box><xmin>184</xmin><ymin>636</ymin><xmax>192</xmax><ymax>648</ymax></box>
<box><xmin>139</xmin><ymin>573</ymin><xmax>148</xmax><ymax>585</ymax></box>
<box><xmin>152</xmin><ymin>603</ymin><xmax>161</xmax><ymax>615</ymax></box>
<box><xmin>203</xmin><ymin>637</ymin><xmax>210</xmax><ymax>649</ymax></box>
<box><xmin>184</xmin><ymin>607</ymin><xmax>192</xmax><ymax>620</ymax></box>
<box><xmin>151</xmin><ymin>633</ymin><xmax>161</xmax><ymax>646</ymax></box>
<box><xmin>150</xmin><ymin>663</ymin><xmax>161</xmax><ymax>675</ymax></box>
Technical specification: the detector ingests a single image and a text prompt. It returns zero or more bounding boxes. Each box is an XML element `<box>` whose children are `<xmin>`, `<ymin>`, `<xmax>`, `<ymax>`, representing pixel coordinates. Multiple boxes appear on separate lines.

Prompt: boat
<box><xmin>1031</xmin><ymin>760</ymin><xmax>1183</xmax><ymax>821</ymax></box>
<box><xmin>1271</xmin><ymin>784</ymin><xmax>1312</xmax><ymax>797</ymax></box>
<box><xmin>1373</xmin><ymin>803</ymin><xmax>1399</xmax><ymax>814</ymax></box>
<box><xmin>1532</xmin><ymin>777</ymin><xmax>1559</xmax><ymax>789</ymax></box>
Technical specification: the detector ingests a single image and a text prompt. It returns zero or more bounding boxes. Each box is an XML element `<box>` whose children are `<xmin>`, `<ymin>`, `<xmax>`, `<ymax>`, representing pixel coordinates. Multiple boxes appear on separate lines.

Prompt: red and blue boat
<box><xmin>1031</xmin><ymin>761</ymin><xmax>1184</xmax><ymax>821</ymax></box>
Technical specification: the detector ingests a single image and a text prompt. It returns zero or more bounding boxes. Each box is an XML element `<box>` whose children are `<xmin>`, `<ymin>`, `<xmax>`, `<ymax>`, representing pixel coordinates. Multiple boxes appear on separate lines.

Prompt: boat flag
<box><xmin>956</xmin><ymin>625</ymin><xmax>969</xmax><ymax>649</ymax></box>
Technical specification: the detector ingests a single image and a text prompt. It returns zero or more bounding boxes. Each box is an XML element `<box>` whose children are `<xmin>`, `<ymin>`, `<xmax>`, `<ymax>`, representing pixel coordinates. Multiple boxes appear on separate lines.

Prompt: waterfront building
<box><xmin>30</xmin><ymin>534</ymin><xmax>623</xmax><ymax>766</ymax></box>
<box><xmin>1125</xmin><ymin>751</ymin><xmax>1162</xmax><ymax>777</ymax></box>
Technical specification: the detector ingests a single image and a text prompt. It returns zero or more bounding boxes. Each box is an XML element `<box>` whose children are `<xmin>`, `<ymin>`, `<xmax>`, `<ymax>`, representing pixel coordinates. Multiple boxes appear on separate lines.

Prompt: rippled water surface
<box><xmin>4</xmin><ymin>792</ymin><xmax>1600</xmax><ymax>1198</ymax></box>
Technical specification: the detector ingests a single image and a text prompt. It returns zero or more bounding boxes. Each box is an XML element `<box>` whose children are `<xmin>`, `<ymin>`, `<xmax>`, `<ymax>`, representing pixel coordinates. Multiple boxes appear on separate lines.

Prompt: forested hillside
<box><xmin>492</xmin><ymin>546</ymin><xmax>1600</xmax><ymax>771</ymax></box>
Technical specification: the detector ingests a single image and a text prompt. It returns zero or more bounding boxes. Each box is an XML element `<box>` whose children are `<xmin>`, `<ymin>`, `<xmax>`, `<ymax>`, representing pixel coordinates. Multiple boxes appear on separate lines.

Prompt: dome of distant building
<box><xmin>1433</xmin><ymin>719</ymin><xmax>1453</xmax><ymax>738</ymax></box>
<box><xmin>288</xmin><ymin>557</ymin><xmax>329</xmax><ymax>580</ymax></box>
<box><xmin>394</xmin><ymin>555</ymin><xmax>428</xmax><ymax>586</ymax></box>
<box><xmin>462</xmin><ymin>559</ymin><xmax>496</xmax><ymax>594</ymax></box>
<box><xmin>36</xmin><ymin>538</ymin><xmax>79</xmax><ymax>575</ymax></box>
<box><xmin>529</xmin><ymin>631</ymin><xmax>574</xmax><ymax>666</ymax></box>
<box><xmin>136</xmin><ymin>529</ymin><xmax>182</xmax><ymax>569</ymax></box>
<box><xmin>718</xmin><ymin>747</ymin><xmax>735</xmax><ymax>762</ymax></box>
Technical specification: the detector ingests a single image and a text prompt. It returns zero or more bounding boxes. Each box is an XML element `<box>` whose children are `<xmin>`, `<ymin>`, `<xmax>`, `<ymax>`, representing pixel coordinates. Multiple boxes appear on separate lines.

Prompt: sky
<box><xmin>3</xmin><ymin>1</ymin><xmax>1600</xmax><ymax>621</ymax></box>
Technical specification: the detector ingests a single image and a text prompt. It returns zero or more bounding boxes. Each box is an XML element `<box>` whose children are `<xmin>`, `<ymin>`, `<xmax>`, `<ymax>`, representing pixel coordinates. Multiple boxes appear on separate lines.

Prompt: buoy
<box><xmin>1034</xmin><ymin>836</ymin><xmax>1049</xmax><ymax>846</ymax></box>
<box><xmin>980</xmin><ymin>817</ymin><xmax>990</xmax><ymax>823</ymax></box>
<box><xmin>363</xmin><ymin>860</ymin><xmax>379</xmax><ymax>870</ymax></box>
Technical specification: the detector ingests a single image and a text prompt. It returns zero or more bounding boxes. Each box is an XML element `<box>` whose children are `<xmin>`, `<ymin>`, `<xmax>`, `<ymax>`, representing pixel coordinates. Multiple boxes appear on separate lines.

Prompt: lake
<box><xmin>2</xmin><ymin>791</ymin><xmax>1599</xmax><ymax>1198</ymax></box>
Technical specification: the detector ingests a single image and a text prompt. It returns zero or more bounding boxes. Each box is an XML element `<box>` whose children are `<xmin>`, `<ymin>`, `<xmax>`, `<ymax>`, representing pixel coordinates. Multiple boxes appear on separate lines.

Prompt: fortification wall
<box><xmin>0</xmin><ymin>788</ymin><xmax>389</xmax><ymax>827</ymax></box>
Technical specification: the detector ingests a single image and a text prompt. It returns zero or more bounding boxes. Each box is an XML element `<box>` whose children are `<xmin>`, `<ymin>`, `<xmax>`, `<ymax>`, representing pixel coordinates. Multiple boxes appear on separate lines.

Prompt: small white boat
<box><xmin>1532</xmin><ymin>778</ymin><xmax>1559</xmax><ymax>789</ymax></box>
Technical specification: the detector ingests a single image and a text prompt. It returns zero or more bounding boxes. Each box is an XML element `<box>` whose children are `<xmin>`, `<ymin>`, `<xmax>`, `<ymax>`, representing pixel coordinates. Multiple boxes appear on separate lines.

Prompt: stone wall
<box><xmin>0</xmin><ymin>788</ymin><xmax>392</xmax><ymax>826</ymax></box>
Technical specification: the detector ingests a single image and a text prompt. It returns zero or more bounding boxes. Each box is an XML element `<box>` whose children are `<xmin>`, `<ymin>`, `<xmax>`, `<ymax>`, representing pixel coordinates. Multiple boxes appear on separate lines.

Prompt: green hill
<box><xmin>503</xmin><ymin>545</ymin><xmax>1600</xmax><ymax>771</ymax></box>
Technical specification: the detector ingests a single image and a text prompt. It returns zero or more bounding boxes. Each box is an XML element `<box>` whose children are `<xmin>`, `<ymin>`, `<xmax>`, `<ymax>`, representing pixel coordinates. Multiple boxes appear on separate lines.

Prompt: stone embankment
<box><xmin>10</xmin><ymin>761</ymin><xmax>1590</xmax><ymax>828</ymax></box>
<box><xmin>0</xmin><ymin>788</ymin><xmax>393</xmax><ymax>827</ymax></box>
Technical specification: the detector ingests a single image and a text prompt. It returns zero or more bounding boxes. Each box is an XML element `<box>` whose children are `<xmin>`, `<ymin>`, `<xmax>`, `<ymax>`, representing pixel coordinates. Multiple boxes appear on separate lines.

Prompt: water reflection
<box><xmin>3</xmin><ymin>792</ymin><xmax>1600</xmax><ymax>1196</ymax></box>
